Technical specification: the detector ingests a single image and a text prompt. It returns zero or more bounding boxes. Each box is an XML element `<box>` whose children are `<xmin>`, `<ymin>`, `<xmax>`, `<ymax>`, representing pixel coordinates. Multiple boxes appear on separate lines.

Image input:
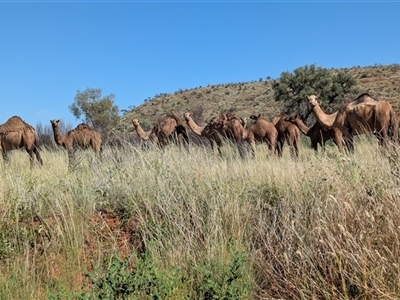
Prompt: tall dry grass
<box><xmin>0</xmin><ymin>137</ymin><xmax>400</xmax><ymax>299</ymax></box>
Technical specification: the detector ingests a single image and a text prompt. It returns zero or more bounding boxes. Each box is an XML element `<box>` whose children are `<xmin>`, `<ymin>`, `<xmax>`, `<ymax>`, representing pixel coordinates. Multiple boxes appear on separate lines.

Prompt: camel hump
<box><xmin>224</xmin><ymin>112</ymin><xmax>238</xmax><ymax>121</ymax></box>
<box><xmin>353</xmin><ymin>93</ymin><xmax>378</xmax><ymax>105</ymax></box>
<box><xmin>345</xmin><ymin>93</ymin><xmax>378</xmax><ymax>111</ymax></box>
<box><xmin>75</xmin><ymin>123</ymin><xmax>93</xmax><ymax>131</ymax></box>
<box><xmin>0</xmin><ymin>116</ymin><xmax>31</xmax><ymax>133</ymax></box>
<box><xmin>166</xmin><ymin>113</ymin><xmax>185</xmax><ymax>126</ymax></box>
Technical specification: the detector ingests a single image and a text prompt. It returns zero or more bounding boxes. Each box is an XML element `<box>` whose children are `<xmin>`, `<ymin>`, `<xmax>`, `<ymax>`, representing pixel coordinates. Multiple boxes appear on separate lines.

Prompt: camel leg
<box><xmin>67</xmin><ymin>148</ymin><xmax>75</xmax><ymax>168</ymax></box>
<box><xmin>287</xmin><ymin>136</ymin><xmax>298</xmax><ymax>158</ymax></box>
<box><xmin>25</xmin><ymin>147</ymin><xmax>35</xmax><ymax>168</ymax></box>
<box><xmin>237</xmin><ymin>141</ymin><xmax>246</xmax><ymax>159</ymax></box>
<box><xmin>215</xmin><ymin>140</ymin><xmax>223</xmax><ymax>156</ymax></box>
<box><xmin>311</xmin><ymin>136</ymin><xmax>321</xmax><ymax>152</ymax></box>
<box><xmin>182</xmin><ymin>132</ymin><xmax>190</xmax><ymax>153</ymax></box>
<box><xmin>344</xmin><ymin>135</ymin><xmax>355</xmax><ymax>153</ymax></box>
<box><xmin>34</xmin><ymin>147</ymin><xmax>43</xmax><ymax>165</ymax></box>
<box><xmin>2</xmin><ymin>149</ymin><xmax>9</xmax><ymax>163</ymax></box>
<box><xmin>209</xmin><ymin>138</ymin><xmax>222</xmax><ymax>155</ymax></box>
<box><xmin>276</xmin><ymin>139</ymin><xmax>284</xmax><ymax>157</ymax></box>
<box><xmin>249</xmin><ymin>140</ymin><xmax>256</xmax><ymax>158</ymax></box>
<box><xmin>333</xmin><ymin>128</ymin><xmax>345</xmax><ymax>153</ymax></box>
<box><xmin>292</xmin><ymin>139</ymin><xmax>299</xmax><ymax>158</ymax></box>
<box><xmin>267</xmin><ymin>137</ymin><xmax>276</xmax><ymax>156</ymax></box>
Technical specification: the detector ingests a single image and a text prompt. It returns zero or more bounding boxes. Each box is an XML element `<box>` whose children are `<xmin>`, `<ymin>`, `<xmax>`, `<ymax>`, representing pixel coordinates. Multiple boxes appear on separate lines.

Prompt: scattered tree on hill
<box><xmin>272</xmin><ymin>64</ymin><xmax>359</xmax><ymax>122</ymax></box>
<box><xmin>69</xmin><ymin>88</ymin><xmax>119</xmax><ymax>134</ymax></box>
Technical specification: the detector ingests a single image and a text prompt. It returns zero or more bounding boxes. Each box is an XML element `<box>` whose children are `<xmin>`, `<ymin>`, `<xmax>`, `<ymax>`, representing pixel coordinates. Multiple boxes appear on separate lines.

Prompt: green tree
<box><xmin>69</xmin><ymin>88</ymin><xmax>119</xmax><ymax>133</ymax></box>
<box><xmin>272</xmin><ymin>64</ymin><xmax>359</xmax><ymax>122</ymax></box>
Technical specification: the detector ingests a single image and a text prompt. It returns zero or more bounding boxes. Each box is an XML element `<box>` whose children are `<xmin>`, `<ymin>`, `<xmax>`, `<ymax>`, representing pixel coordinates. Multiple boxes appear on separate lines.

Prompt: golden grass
<box><xmin>0</xmin><ymin>138</ymin><xmax>400</xmax><ymax>299</ymax></box>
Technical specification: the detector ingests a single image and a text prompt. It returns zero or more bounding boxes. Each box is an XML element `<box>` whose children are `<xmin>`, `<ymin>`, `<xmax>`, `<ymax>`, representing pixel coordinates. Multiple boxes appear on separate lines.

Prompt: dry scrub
<box><xmin>0</xmin><ymin>138</ymin><xmax>400</xmax><ymax>299</ymax></box>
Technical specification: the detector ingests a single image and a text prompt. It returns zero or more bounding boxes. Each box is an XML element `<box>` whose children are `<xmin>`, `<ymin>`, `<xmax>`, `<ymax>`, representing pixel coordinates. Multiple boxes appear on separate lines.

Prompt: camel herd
<box><xmin>133</xmin><ymin>92</ymin><xmax>399</xmax><ymax>157</ymax></box>
<box><xmin>0</xmin><ymin>92</ymin><xmax>398</xmax><ymax>167</ymax></box>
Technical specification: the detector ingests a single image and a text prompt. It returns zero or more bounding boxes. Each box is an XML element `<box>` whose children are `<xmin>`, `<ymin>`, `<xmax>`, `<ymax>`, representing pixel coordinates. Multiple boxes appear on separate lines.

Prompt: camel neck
<box><xmin>294</xmin><ymin>119</ymin><xmax>310</xmax><ymax>135</ymax></box>
<box><xmin>52</xmin><ymin>126</ymin><xmax>64</xmax><ymax>146</ymax></box>
<box><xmin>134</xmin><ymin>125</ymin><xmax>150</xmax><ymax>140</ymax></box>
<box><xmin>312</xmin><ymin>105</ymin><xmax>336</xmax><ymax>127</ymax></box>
<box><xmin>186</xmin><ymin>118</ymin><xmax>205</xmax><ymax>136</ymax></box>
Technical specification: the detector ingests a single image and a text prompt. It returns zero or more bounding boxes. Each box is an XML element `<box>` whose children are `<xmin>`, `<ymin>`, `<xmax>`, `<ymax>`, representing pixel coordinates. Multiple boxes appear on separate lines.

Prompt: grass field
<box><xmin>1</xmin><ymin>138</ymin><xmax>400</xmax><ymax>299</ymax></box>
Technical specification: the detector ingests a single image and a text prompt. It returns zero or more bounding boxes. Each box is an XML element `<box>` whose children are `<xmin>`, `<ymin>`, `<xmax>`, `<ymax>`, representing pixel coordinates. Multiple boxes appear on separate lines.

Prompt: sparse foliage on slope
<box><xmin>121</xmin><ymin>64</ymin><xmax>400</xmax><ymax>133</ymax></box>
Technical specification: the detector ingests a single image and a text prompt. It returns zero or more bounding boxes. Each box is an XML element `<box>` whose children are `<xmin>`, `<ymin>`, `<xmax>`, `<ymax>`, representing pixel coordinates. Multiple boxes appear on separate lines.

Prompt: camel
<box><xmin>270</xmin><ymin>115</ymin><xmax>301</xmax><ymax>157</ymax></box>
<box><xmin>307</xmin><ymin>93</ymin><xmax>396</xmax><ymax>152</ymax></box>
<box><xmin>285</xmin><ymin>115</ymin><xmax>332</xmax><ymax>152</ymax></box>
<box><xmin>50</xmin><ymin>119</ymin><xmax>103</xmax><ymax>165</ymax></box>
<box><xmin>131</xmin><ymin>119</ymin><xmax>157</xmax><ymax>143</ymax></box>
<box><xmin>243</xmin><ymin>114</ymin><xmax>278</xmax><ymax>157</ymax></box>
<box><xmin>0</xmin><ymin>116</ymin><xmax>43</xmax><ymax>166</ymax></box>
<box><xmin>184</xmin><ymin>112</ymin><xmax>223</xmax><ymax>154</ymax></box>
<box><xmin>151</xmin><ymin>113</ymin><xmax>189</xmax><ymax>151</ymax></box>
<box><xmin>208</xmin><ymin>112</ymin><xmax>247</xmax><ymax>158</ymax></box>
<box><xmin>306</xmin><ymin>95</ymin><xmax>338</xmax><ymax>128</ymax></box>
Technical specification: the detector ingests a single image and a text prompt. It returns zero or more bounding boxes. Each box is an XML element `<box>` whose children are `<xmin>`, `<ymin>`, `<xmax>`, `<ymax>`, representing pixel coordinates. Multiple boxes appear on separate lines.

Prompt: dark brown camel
<box><xmin>0</xmin><ymin>116</ymin><xmax>43</xmax><ymax>167</ymax></box>
<box><xmin>151</xmin><ymin>113</ymin><xmax>189</xmax><ymax>151</ymax></box>
<box><xmin>271</xmin><ymin>115</ymin><xmax>301</xmax><ymax>158</ymax></box>
<box><xmin>285</xmin><ymin>115</ymin><xmax>332</xmax><ymax>152</ymax></box>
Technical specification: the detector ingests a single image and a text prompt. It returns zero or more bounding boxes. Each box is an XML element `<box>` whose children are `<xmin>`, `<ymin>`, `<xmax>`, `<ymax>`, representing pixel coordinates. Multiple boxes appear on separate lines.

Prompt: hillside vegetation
<box><xmin>1</xmin><ymin>139</ymin><xmax>400</xmax><ymax>299</ymax></box>
<box><xmin>120</xmin><ymin>64</ymin><xmax>400</xmax><ymax>131</ymax></box>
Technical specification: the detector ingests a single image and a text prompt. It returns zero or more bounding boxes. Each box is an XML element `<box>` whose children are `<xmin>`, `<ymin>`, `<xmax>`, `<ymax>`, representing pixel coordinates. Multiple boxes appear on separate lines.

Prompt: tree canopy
<box><xmin>69</xmin><ymin>88</ymin><xmax>119</xmax><ymax>134</ymax></box>
<box><xmin>272</xmin><ymin>64</ymin><xmax>359</xmax><ymax>123</ymax></box>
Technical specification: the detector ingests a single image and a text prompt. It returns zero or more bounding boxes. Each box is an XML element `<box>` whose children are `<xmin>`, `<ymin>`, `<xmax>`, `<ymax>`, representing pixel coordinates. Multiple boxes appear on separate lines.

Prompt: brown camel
<box><xmin>151</xmin><ymin>113</ymin><xmax>189</xmax><ymax>151</ymax></box>
<box><xmin>270</xmin><ymin>115</ymin><xmax>301</xmax><ymax>158</ymax></box>
<box><xmin>50</xmin><ymin>119</ymin><xmax>103</xmax><ymax>165</ymax></box>
<box><xmin>208</xmin><ymin>112</ymin><xmax>247</xmax><ymax>158</ymax></box>
<box><xmin>307</xmin><ymin>93</ymin><xmax>396</xmax><ymax>152</ymax></box>
<box><xmin>184</xmin><ymin>112</ymin><xmax>223</xmax><ymax>154</ymax></box>
<box><xmin>285</xmin><ymin>115</ymin><xmax>332</xmax><ymax>152</ymax></box>
<box><xmin>131</xmin><ymin>119</ymin><xmax>157</xmax><ymax>143</ymax></box>
<box><xmin>306</xmin><ymin>95</ymin><xmax>338</xmax><ymax>128</ymax></box>
<box><xmin>244</xmin><ymin>114</ymin><xmax>278</xmax><ymax>157</ymax></box>
<box><xmin>0</xmin><ymin>116</ymin><xmax>43</xmax><ymax>166</ymax></box>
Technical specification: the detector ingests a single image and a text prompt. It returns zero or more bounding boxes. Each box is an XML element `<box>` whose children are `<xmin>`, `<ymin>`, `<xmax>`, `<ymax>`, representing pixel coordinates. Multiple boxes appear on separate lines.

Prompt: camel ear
<box><xmin>57</xmin><ymin>119</ymin><xmax>60</xmax><ymax>123</ymax></box>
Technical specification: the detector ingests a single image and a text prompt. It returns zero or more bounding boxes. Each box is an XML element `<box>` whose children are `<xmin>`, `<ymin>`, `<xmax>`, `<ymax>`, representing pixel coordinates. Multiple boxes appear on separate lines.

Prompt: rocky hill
<box><xmin>120</xmin><ymin>64</ymin><xmax>400</xmax><ymax>132</ymax></box>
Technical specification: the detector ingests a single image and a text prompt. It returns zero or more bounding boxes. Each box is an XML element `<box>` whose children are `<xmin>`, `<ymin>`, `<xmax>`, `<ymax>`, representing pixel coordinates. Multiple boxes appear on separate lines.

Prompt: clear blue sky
<box><xmin>1</xmin><ymin>2</ymin><xmax>399</xmax><ymax>128</ymax></box>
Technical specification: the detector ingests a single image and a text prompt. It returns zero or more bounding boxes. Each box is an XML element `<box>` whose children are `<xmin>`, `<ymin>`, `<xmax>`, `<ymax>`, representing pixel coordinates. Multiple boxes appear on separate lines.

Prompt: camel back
<box><xmin>66</xmin><ymin>123</ymin><xmax>95</xmax><ymax>135</ymax></box>
<box><xmin>346</xmin><ymin>93</ymin><xmax>378</xmax><ymax>110</ymax></box>
<box><xmin>0</xmin><ymin>116</ymin><xmax>33</xmax><ymax>134</ymax></box>
<box><xmin>165</xmin><ymin>114</ymin><xmax>185</xmax><ymax>127</ymax></box>
<box><xmin>75</xmin><ymin>123</ymin><xmax>94</xmax><ymax>131</ymax></box>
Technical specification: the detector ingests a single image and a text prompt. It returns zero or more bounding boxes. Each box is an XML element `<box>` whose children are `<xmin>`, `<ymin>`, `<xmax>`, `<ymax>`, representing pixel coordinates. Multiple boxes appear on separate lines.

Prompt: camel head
<box><xmin>239</xmin><ymin>117</ymin><xmax>247</xmax><ymax>127</ymax></box>
<box><xmin>184</xmin><ymin>112</ymin><xmax>192</xmax><ymax>121</ymax></box>
<box><xmin>284</xmin><ymin>115</ymin><xmax>298</xmax><ymax>123</ymax></box>
<box><xmin>249</xmin><ymin>114</ymin><xmax>267</xmax><ymax>121</ymax></box>
<box><xmin>131</xmin><ymin>118</ymin><xmax>140</xmax><ymax>128</ymax></box>
<box><xmin>50</xmin><ymin>119</ymin><xmax>60</xmax><ymax>128</ymax></box>
<box><xmin>307</xmin><ymin>95</ymin><xmax>320</xmax><ymax>108</ymax></box>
